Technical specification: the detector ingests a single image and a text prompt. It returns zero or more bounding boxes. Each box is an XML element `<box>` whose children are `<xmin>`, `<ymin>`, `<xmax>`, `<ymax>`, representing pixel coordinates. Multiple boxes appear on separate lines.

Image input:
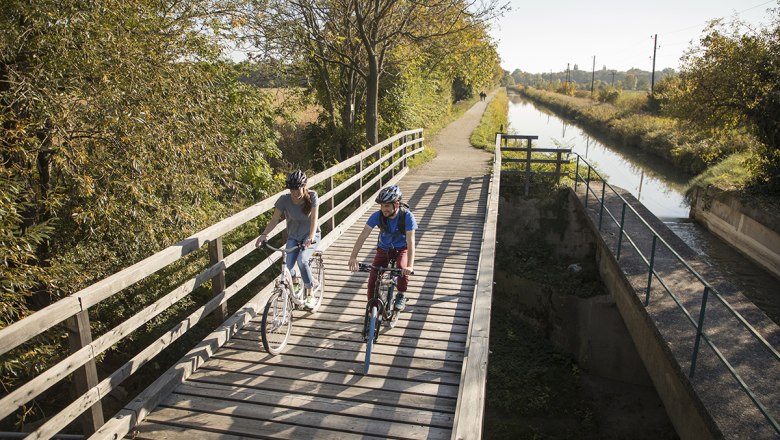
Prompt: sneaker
<box><xmin>393</xmin><ymin>294</ymin><xmax>406</xmax><ymax>311</ymax></box>
<box><xmin>304</xmin><ymin>295</ymin><xmax>317</xmax><ymax>309</ymax></box>
<box><xmin>291</xmin><ymin>277</ymin><xmax>302</xmax><ymax>293</ymax></box>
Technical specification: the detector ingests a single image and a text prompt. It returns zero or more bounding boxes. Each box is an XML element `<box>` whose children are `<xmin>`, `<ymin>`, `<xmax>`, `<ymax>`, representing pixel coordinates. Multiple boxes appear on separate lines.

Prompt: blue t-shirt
<box><xmin>366</xmin><ymin>209</ymin><xmax>418</xmax><ymax>250</ymax></box>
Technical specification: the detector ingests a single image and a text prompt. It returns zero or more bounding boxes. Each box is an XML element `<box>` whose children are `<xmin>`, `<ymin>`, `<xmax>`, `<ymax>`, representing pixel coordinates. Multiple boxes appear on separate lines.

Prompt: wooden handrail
<box><xmin>0</xmin><ymin>129</ymin><xmax>424</xmax><ymax>439</ymax></box>
<box><xmin>451</xmin><ymin>132</ymin><xmax>501</xmax><ymax>440</ymax></box>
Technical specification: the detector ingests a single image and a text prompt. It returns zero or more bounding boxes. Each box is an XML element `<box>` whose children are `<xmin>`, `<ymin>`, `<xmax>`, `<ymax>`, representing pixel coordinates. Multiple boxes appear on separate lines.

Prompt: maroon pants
<box><xmin>367</xmin><ymin>247</ymin><xmax>409</xmax><ymax>300</ymax></box>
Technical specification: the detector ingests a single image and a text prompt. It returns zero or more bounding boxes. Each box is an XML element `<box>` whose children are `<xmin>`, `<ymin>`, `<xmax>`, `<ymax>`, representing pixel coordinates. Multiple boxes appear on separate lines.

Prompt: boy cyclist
<box><xmin>348</xmin><ymin>185</ymin><xmax>417</xmax><ymax>315</ymax></box>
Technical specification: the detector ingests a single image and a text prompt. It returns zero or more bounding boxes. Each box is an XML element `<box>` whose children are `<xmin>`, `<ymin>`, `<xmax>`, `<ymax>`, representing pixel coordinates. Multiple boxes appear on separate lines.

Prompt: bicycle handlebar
<box><xmin>357</xmin><ymin>263</ymin><xmax>413</xmax><ymax>275</ymax></box>
<box><xmin>260</xmin><ymin>241</ymin><xmax>306</xmax><ymax>253</ymax></box>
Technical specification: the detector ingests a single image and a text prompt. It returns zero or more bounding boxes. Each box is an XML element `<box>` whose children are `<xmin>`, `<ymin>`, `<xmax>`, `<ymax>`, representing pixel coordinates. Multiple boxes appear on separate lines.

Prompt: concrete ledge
<box><xmin>569</xmin><ymin>189</ymin><xmax>723</xmax><ymax>440</ymax></box>
<box><xmin>691</xmin><ymin>186</ymin><xmax>780</xmax><ymax>280</ymax></box>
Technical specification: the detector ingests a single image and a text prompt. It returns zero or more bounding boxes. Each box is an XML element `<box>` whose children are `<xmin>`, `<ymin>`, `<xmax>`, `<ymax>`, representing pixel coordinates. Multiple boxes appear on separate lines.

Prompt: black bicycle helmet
<box><xmin>375</xmin><ymin>185</ymin><xmax>402</xmax><ymax>203</ymax></box>
<box><xmin>286</xmin><ymin>170</ymin><xmax>307</xmax><ymax>189</ymax></box>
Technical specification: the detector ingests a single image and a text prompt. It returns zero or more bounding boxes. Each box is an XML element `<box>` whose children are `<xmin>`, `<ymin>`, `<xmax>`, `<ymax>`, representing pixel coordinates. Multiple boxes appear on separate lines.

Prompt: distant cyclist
<box><xmin>348</xmin><ymin>185</ymin><xmax>417</xmax><ymax>313</ymax></box>
<box><xmin>256</xmin><ymin>170</ymin><xmax>321</xmax><ymax>309</ymax></box>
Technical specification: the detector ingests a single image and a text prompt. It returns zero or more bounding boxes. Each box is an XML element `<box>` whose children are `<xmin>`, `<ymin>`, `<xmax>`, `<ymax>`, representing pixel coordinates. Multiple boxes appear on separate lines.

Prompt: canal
<box><xmin>506</xmin><ymin>93</ymin><xmax>780</xmax><ymax>324</ymax></box>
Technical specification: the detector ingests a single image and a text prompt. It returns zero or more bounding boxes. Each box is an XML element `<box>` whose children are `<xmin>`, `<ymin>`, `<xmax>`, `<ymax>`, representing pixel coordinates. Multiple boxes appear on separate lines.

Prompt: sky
<box><xmin>490</xmin><ymin>0</ymin><xmax>777</xmax><ymax>74</ymax></box>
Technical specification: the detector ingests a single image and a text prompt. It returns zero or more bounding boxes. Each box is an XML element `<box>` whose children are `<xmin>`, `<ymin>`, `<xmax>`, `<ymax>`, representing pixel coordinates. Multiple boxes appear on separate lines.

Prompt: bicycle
<box><xmin>357</xmin><ymin>258</ymin><xmax>409</xmax><ymax>374</ymax></box>
<box><xmin>260</xmin><ymin>241</ymin><xmax>325</xmax><ymax>355</ymax></box>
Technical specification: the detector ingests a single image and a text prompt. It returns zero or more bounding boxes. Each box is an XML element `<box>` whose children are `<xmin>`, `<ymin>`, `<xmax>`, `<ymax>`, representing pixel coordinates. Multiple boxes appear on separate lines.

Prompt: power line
<box><xmin>658</xmin><ymin>0</ymin><xmax>775</xmax><ymax>36</ymax></box>
<box><xmin>606</xmin><ymin>0</ymin><xmax>773</xmax><ymax>60</ymax></box>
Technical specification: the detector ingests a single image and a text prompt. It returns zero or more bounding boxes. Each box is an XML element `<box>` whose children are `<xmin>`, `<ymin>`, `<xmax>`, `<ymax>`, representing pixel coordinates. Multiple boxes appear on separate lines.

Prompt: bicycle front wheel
<box><xmin>261</xmin><ymin>290</ymin><xmax>293</xmax><ymax>355</ymax></box>
<box><xmin>364</xmin><ymin>305</ymin><xmax>378</xmax><ymax>375</ymax></box>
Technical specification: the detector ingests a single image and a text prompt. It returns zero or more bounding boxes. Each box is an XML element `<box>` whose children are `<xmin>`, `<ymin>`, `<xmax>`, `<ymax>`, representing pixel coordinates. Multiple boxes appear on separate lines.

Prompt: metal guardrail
<box><xmin>572</xmin><ymin>153</ymin><xmax>780</xmax><ymax>435</ymax></box>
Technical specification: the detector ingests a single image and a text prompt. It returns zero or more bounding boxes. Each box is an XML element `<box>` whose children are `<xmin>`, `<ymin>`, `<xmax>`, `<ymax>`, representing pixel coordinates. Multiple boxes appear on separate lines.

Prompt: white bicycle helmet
<box><xmin>375</xmin><ymin>185</ymin><xmax>402</xmax><ymax>203</ymax></box>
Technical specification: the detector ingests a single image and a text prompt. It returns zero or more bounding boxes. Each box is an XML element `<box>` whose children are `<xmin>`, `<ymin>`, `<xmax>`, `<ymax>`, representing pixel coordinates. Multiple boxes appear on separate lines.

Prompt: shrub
<box><xmin>596</xmin><ymin>86</ymin><xmax>620</xmax><ymax>104</ymax></box>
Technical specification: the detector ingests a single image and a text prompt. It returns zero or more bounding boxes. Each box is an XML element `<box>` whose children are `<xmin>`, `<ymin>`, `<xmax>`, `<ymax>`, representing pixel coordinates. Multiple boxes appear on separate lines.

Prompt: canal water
<box><xmin>506</xmin><ymin>93</ymin><xmax>780</xmax><ymax>324</ymax></box>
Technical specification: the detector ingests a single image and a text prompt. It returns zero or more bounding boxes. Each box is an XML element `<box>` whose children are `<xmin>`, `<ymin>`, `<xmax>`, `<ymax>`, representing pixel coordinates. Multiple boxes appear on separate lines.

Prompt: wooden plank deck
<box><xmin>131</xmin><ymin>171</ymin><xmax>493</xmax><ymax>439</ymax></box>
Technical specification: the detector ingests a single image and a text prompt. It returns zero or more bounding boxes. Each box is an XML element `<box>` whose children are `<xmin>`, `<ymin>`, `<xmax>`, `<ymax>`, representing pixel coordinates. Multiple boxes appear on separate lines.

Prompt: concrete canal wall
<box><xmin>690</xmin><ymin>186</ymin><xmax>780</xmax><ymax>280</ymax></box>
<box><xmin>496</xmin><ymin>187</ymin><xmax>720</xmax><ymax>440</ymax></box>
<box><xmin>570</xmin><ymin>188</ymin><xmax>721</xmax><ymax>440</ymax></box>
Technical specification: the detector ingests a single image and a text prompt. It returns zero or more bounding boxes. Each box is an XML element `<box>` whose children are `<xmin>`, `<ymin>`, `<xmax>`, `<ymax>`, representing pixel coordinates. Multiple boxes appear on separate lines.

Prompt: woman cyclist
<box><xmin>348</xmin><ymin>185</ymin><xmax>417</xmax><ymax>313</ymax></box>
<box><xmin>256</xmin><ymin>170</ymin><xmax>321</xmax><ymax>309</ymax></box>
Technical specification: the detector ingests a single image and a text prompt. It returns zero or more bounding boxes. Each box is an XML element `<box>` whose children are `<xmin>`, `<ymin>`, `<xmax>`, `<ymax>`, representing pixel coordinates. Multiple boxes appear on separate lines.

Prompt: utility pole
<box><xmin>651</xmin><ymin>34</ymin><xmax>658</xmax><ymax>95</ymax></box>
<box><xmin>566</xmin><ymin>63</ymin><xmax>570</xmax><ymax>84</ymax></box>
<box><xmin>611</xmin><ymin>70</ymin><xmax>616</xmax><ymax>85</ymax></box>
<box><xmin>590</xmin><ymin>55</ymin><xmax>596</xmax><ymax>98</ymax></box>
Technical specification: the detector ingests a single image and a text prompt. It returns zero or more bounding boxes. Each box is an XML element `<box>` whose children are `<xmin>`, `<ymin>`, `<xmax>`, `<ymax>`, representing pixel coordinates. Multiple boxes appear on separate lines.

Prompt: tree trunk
<box><xmin>366</xmin><ymin>56</ymin><xmax>380</xmax><ymax>145</ymax></box>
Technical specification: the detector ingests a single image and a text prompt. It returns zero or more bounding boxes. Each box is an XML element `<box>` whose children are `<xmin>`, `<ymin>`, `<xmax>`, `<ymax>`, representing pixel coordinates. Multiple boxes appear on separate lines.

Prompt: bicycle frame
<box><xmin>260</xmin><ymin>240</ymin><xmax>324</xmax><ymax>355</ymax></box>
<box><xmin>263</xmin><ymin>242</ymin><xmax>308</xmax><ymax>311</ymax></box>
<box><xmin>359</xmin><ymin>260</ymin><xmax>405</xmax><ymax>326</ymax></box>
<box><xmin>358</xmin><ymin>259</ymin><xmax>408</xmax><ymax>374</ymax></box>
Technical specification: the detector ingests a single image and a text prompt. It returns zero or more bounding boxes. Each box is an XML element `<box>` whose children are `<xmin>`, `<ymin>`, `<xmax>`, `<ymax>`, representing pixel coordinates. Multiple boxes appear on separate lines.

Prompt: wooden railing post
<box><xmin>356</xmin><ymin>159</ymin><xmax>363</xmax><ymax>207</ymax></box>
<box><xmin>65</xmin><ymin>310</ymin><xmax>104</xmax><ymax>435</ymax></box>
<box><xmin>390</xmin><ymin>140</ymin><xmax>397</xmax><ymax>179</ymax></box>
<box><xmin>376</xmin><ymin>146</ymin><xmax>383</xmax><ymax>187</ymax></box>
<box><xmin>208</xmin><ymin>237</ymin><xmax>227</xmax><ymax>321</ymax></box>
<box><xmin>402</xmin><ymin>135</ymin><xmax>408</xmax><ymax>169</ymax></box>
<box><xmin>326</xmin><ymin>176</ymin><xmax>335</xmax><ymax>231</ymax></box>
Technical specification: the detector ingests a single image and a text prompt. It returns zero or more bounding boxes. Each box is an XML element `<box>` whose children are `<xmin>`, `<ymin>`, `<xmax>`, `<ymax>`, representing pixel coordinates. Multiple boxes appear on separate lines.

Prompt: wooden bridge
<box><xmin>0</xmin><ymin>122</ymin><xmax>499</xmax><ymax>439</ymax></box>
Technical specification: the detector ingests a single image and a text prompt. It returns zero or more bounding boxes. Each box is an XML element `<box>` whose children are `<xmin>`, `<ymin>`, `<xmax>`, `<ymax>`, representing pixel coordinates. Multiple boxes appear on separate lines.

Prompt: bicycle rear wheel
<box><xmin>261</xmin><ymin>289</ymin><xmax>293</xmax><ymax>355</ymax></box>
<box><xmin>308</xmin><ymin>253</ymin><xmax>325</xmax><ymax>312</ymax></box>
<box><xmin>363</xmin><ymin>305</ymin><xmax>378</xmax><ymax>375</ymax></box>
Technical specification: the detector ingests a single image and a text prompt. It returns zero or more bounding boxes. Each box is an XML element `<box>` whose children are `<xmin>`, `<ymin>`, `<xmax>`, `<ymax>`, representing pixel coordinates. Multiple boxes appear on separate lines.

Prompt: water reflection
<box><xmin>507</xmin><ymin>96</ymin><xmax>690</xmax><ymax>219</ymax></box>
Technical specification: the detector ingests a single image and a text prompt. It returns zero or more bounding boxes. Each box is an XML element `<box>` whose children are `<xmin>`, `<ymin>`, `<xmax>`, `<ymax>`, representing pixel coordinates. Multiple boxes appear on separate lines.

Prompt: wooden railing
<box><xmin>498</xmin><ymin>133</ymin><xmax>571</xmax><ymax>194</ymax></box>
<box><xmin>0</xmin><ymin>129</ymin><xmax>424</xmax><ymax>440</ymax></box>
<box><xmin>450</xmin><ymin>132</ymin><xmax>502</xmax><ymax>440</ymax></box>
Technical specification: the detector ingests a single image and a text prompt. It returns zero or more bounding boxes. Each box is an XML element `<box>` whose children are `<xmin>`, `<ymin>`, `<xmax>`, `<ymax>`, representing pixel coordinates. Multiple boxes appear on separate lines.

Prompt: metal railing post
<box><xmin>585</xmin><ymin>166</ymin><xmax>592</xmax><ymax>208</ymax></box>
<box><xmin>689</xmin><ymin>286</ymin><xmax>710</xmax><ymax>378</ymax></box>
<box><xmin>574</xmin><ymin>155</ymin><xmax>580</xmax><ymax>191</ymax></box>
<box><xmin>616</xmin><ymin>202</ymin><xmax>627</xmax><ymax>260</ymax></box>
<box><xmin>644</xmin><ymin>235</ymin><xmax>658</xmax><ymax>306</ymax></box>
<box><xmin>598</xmin><ymin>180</ymin><xmax>606</xmax><ymax>230</ymax></box>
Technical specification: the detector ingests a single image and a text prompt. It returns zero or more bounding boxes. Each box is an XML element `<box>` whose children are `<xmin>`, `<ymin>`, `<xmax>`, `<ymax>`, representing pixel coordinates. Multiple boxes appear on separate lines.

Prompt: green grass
<box><xmin>514</xmin><ymin>86</ymin><xmax>753</xmax><ymax>176</ymax></box>
<box><xmin>615</xmin><ymin>91</ymin><xmax>648</xmax><ymax>113</ymax></box>
<box><xmin>685</xmin><ymin>151</ymin><xmax>755</xmax><ymax>195</ymax></box>
<box><xmin>485</xmin><ymin>308</ymin><xmax>598</xmax><ymax>439</ymax></box>
<box><xmin>470</xmin><ymin>89</ymin><xmax>509</xmax><ymax>151</ymax></box>
<box><xmin>407</xmin><ymin>145</ymin><xmax>437</xmax><ymax>168</ymax></box>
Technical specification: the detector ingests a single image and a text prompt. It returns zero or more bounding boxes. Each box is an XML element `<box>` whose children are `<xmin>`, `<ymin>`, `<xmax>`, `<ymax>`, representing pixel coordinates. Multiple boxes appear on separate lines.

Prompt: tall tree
<box><xmin>247</xmin><ymin>0</ymin><xmax>506</xmax><ymax>146</ymax></box>
<box><xmin>661</xmin><ymin>13</ymin><xmax>780</xmax><ymax>190</ymax></box>
<box><xmin>1</xmin><ymin>0</ymin><xmax>279</xmax><ymax>406</ymax></box>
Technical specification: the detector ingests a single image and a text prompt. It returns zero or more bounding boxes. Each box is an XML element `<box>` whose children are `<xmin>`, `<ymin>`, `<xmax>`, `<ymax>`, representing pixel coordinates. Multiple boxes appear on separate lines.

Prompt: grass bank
<box><xmin>513</xmin><ymin>86</ymin><xmax>758</xmax><ymax>181</ymax></box>
<box><xmin>470</xmin><ymin>89</ymin><xmax>508</xmax><ymax>151</ymax></box>
<box><xmin>510</xmin><ymin>86</ymin><xmax>780</xmax><ymax>221</ymax></box>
